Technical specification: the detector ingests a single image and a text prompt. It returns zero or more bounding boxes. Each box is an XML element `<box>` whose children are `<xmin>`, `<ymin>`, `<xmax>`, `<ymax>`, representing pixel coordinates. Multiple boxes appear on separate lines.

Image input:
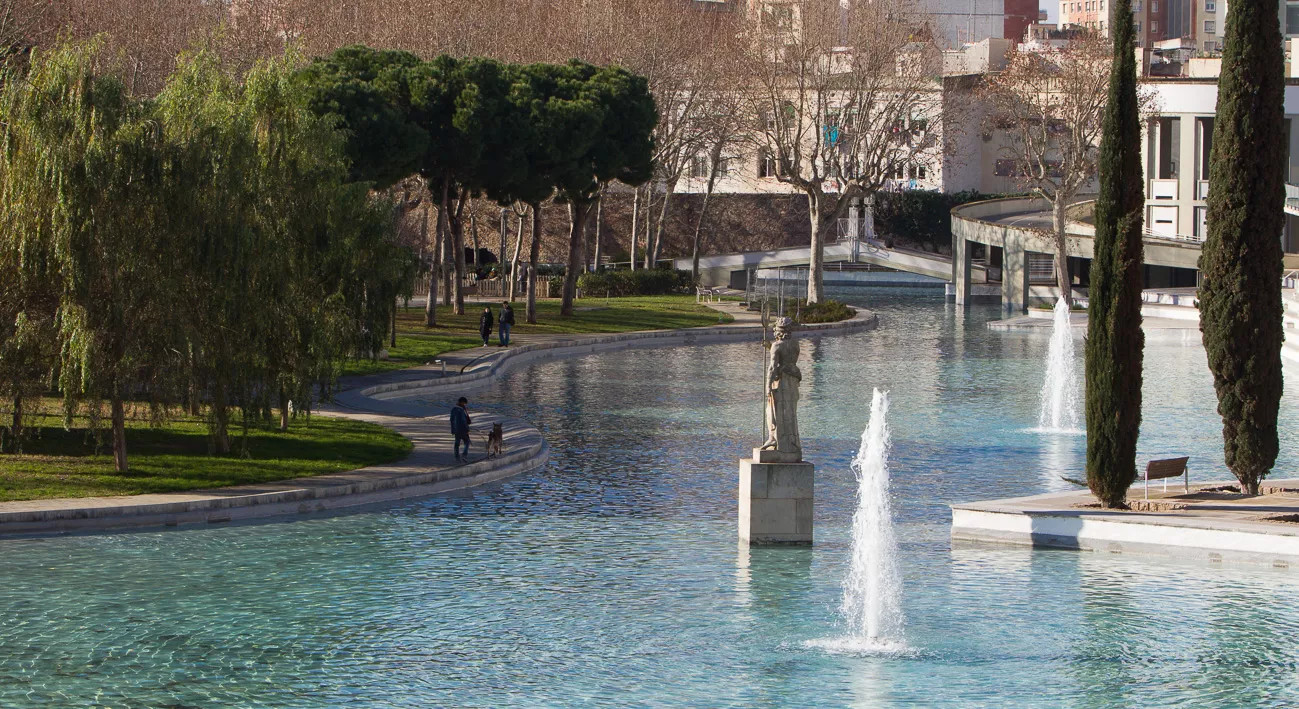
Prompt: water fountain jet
<box><xmin>1036</xmin><ymin>297</ymin><xmax>1081</xmax><ymax>433</ymax></box>
<box><xmin>811</xmin><ymin>388</ymin><xmax>908</xmax><ymax>655</ymax></box>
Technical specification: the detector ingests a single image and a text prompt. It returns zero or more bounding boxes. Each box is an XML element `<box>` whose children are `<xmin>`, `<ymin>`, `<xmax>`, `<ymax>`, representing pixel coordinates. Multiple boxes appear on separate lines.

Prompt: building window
<box><xmin>1204</xmin><ymin>0</ymin><xmax>1214</xmax><ymax>10</ymax></box>
<box><xmin>1133</xmin><ymin>0</ymin><xmax>1141</xmax><ymax>11</ymax></box>
<box><xmin>690</xmin><ymin>154</ymin><xmax>708</xmax><ymax>179</ymax></box>
<box><xmin>1287</xmin><ymin>3</ymin><xmax>1299</xmax><ymax>33</ymax></box>
<box><xmin>759</xmin><ymin>151</ymin><xmax>777</xmax><ymax>178</ymax></box>
<box><xmin>1151</xmin><ymin>20</ymin><xmax>1159</xmax><ymax>31</ymax></box>
<box><xmin>1152</xmin><ymin>0</ymin><xmax>1159</xmax><ymax>10</ymax></box>
<box><xmin>994</xmin><ymin>159</ymin><xmax>1018</xmax><ymax>177</ymax></box>
<box><xmin>1205</xmin><ymin>19</ymin><xmax>1216</xmax><ymax>33</ymax></box>
<box><xmin>1134</xmin><ymin>21</ymin><xmax>1142</xmax><ymax>34</ymax></box>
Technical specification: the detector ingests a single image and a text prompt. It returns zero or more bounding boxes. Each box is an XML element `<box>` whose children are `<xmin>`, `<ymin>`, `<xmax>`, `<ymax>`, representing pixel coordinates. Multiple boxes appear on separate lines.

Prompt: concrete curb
<box><xmin>0</xmin><ymin>413</ymin><xmax>547</xmax><ymax>537</ymax></box>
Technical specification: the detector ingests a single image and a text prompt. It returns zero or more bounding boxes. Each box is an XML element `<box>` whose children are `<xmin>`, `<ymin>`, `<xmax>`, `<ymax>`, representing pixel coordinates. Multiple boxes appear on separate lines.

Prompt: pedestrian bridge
<box><xmin>674</xmin><ymin>238</ymin><xmax>979</xmax><ymax>289</ymax></box>
<box><xmin>950</xmin><ymin>196</ymin><xmax>1205</xmax><ymax>311</ymax></box>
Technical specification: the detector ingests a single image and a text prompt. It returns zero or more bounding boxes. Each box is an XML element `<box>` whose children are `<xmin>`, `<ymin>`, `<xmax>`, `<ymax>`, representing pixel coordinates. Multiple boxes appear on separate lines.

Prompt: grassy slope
<box><xmin>0</xmin><ymin>296</ymin><xmax>722</xmax><ymax>501</ymax></box>
<box><xmin>0</xmin><ymin>413</ymin><xmax>411</xmax><ymax>502</ymax></box>
<box><xmin>344</xmin><ymin>295</ymin><xmax>730</xmax><ymax>376</ymax></box>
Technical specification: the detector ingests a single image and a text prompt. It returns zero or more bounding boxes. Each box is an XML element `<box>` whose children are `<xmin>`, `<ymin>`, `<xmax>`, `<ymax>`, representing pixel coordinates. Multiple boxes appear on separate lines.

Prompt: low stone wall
<box><xmin>0</xmin><ymin>413</ymin><xmax>547</xmax><ymax>537</ymax></box>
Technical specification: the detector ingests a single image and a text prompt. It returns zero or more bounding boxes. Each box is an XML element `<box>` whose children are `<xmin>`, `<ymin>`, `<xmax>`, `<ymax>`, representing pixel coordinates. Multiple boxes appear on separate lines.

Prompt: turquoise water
<box><xmin>3</xmin><ymin>289</ymin><xmax>1299</xmax><ymax>707</ymax></box>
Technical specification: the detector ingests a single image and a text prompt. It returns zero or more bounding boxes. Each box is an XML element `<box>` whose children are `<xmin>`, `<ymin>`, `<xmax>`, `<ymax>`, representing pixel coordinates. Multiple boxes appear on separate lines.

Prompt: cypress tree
<box><xmin>1085</xmin><ymin>0</ymin><xmax>1145</xmax><ymax>508</ymax></box>
<box><xmin>1198</xmin><ymin>0</ymin><xmax>1286</xmax><ymax>495</ymax></box>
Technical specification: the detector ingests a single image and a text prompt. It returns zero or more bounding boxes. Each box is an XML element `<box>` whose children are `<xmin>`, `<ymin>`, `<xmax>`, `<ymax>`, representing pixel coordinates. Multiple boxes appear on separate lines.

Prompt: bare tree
<box><xmin>739</xmin><ymin>0</ymin><xmax>944</xmax><ymax>304</ymax></box>
<box><xmin>981</xmin><ymin>32</ymin><xmax>1113</xmax><ymax>305</ymax></box>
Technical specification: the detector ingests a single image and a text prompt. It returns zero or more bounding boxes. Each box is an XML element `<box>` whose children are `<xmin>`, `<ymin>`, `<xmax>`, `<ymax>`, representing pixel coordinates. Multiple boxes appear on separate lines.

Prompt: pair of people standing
<box><xmin>478</xmin><ymin>302</ymin><xmax>515</xmax><ymax>347</ymax></box>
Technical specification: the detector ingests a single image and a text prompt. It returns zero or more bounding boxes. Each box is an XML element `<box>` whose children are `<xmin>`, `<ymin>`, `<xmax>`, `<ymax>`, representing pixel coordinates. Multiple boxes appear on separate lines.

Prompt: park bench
<box><xmin>696</xmin><ymin>287</ymin><xmax>719</xmax><ymax>303</ymax></box>
<box><xmin>1143</xmin><ymin>456</ymin><xmax>1190</xmax><ymax>499</ymax></box>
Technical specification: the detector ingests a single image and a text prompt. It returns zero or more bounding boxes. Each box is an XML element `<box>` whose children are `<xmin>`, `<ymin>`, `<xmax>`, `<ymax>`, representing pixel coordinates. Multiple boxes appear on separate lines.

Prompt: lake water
<box><xmin>2</xmin><ymin>288</ymin><xmax>1297</xmax><ymax>707</ymax></box>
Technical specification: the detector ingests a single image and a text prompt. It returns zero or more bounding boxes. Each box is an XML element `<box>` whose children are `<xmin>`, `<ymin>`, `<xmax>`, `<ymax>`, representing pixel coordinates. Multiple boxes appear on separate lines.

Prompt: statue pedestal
<box><xmin>738</xmin><ymin>449</ymin><xmax>814</xmax><ymax>545</ymax></box>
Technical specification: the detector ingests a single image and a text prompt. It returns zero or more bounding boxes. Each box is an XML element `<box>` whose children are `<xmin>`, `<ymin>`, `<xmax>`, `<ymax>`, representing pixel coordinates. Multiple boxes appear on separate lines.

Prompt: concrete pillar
<box><xmin>1177</xmin><ymin>114</ymin><xmax>1197</xmax><ymax>236</ymax></box>
<box><xmin>953</xmin><ymin>229</ymin><xmax>973</xmax><ymax>305</ymax></box>
<box><xmin>739</xmin><ymin>448</ymin><xmax>814</xmax><ymax>545</ymax></box>
<box><xmin>1002</xmin><ymin>232</ymin><xmax>1029</xmax><ymax>314</ymax></box>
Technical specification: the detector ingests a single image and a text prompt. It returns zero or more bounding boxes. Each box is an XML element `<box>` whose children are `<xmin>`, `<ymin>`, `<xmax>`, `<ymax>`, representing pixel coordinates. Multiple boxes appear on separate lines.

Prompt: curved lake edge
<box><xmin>0</xmin><ymin>303</ymin><xmax>878</xmax><ymax>537</ymax></box>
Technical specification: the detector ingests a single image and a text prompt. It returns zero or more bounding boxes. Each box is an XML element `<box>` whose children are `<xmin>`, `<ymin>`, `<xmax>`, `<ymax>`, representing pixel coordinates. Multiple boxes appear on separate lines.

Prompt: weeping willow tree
<box><xmin>0</xmin><ymin>40</ymin><xmax>412</xmax><ymax>466</ymax></box>
<box><xmin>0</xmin><ymin>40</ymin><xmax>179</xmax><ymax>471</ymax></box>
<box><xmin>157</xmin><ymin>48</ymin><xmax>411</xmax><ymax>452</ymax></box>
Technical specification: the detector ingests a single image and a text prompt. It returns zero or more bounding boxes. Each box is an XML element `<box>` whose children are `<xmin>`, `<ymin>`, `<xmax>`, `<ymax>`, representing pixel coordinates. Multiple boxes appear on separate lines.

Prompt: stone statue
<box><xmin>760</xmin><ymin>317</ymin><xmax>802</xmax><ymax>457</ymax></box>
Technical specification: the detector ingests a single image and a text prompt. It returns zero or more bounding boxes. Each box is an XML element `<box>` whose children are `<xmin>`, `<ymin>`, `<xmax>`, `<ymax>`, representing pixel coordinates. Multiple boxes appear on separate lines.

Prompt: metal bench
<box><xmin>696</xmin><ymin>287</ymin><xmax>716</xmax><ymax>303</ymax></box>
<box><xmin>1143</xmin><ymin>456</ymin><xmax>1190</xmax><ymax>499</ymax></box>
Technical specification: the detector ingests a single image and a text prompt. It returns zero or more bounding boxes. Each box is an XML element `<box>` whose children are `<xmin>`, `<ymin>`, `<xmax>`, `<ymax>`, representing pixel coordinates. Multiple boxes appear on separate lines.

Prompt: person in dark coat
<box><xmin>450</xmin><ymin>396</ymin><xmax>471</xmax><ymax>462</ymax></box>
<box><xmin>498</xmin><ymin>302</ymin><xmax>515</xmax><ymax>346</ymax></box>
<box><xmin>478</xmin><ymin>306</ymin><xmax>493</xmax><ymax>347</ymax></box>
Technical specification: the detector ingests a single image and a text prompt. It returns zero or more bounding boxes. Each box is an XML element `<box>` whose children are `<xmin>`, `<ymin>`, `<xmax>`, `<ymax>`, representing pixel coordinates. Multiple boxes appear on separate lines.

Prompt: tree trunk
<box><xmin>691</xmin><ymin>157</ymin><xmax>724</xmax><ymax>284</ymax></box>
<box><xmin>441</xmin><ymin>224</ymin><xmax>453</xmax><ymax>307</ymax></box>
<box><xmin>499</xmin><ymin>208</ymin><xmax>508</xmax><ymax>275</ymax></box>
<box><xmin>643</xmin><ymin>187</ymin><xmax>653</xmax><ymax>268</ymax></box>
<box><xmin>470</xmin><ymin>212</ymin><xmax>479</xmax><ymax>273</ymax></box>
<box><xmin>592</xmin><ymin>191</ymin><xmax>603</xmax><ymax>272</ymax></box>
<box><xmin>212</xmin><ymin>381</ymin><xmax>231</xmax><ymax>455</ymax></box>
<box><xmin>649</xmin><ymin>181</ymin><xmax>674</xmax><ymax>267</ymax></box>
<box><xmin>561</xmin><ymin>201</ymin><xmax>592</xmax><ymax>316</ymax></box>
<box><xmin>111</xmin><ymin>392</ymin><xmax>128</xmax><ymax>473</ymax></box>
<box><xmin>279</xmin><ymin>387</ymin><xmax>290</xmax><ymax>432</ymax></box>
<box><xmin>423</xmin><ymin>204</ymin><xmax>436</xmax><ymax>325</ymax></box>
<box><xmin>1052</xmin><ymin>197</ymin><xmax>1073</xmax><ymax>306</ymax></box>
<box><xmin>390</xmin><ymin>304</ymin><xmax>397</xmax><ymax>347</ymax></box>
<box><xmin>8</xmin><ymin>393</ymin><xmax>22</xmax><ymax>450</ymax></box>
<box><xmin>508</xmin><ymin>208</ymin><xmax>526</xmax><ymax>302</ymax></box>
<box><xmin>806</xmin><ymin>191</ymin><xmax>826</xmax><ymax>305</ymax></box>
<box><xmin>452</xmin><ymin>210</ymin><xmax>466</xmax><ymax>316</ymax></box>
<box><xmin>527</xmin><ymin>202</ymin><xmax>542</xmax><ymax>324</ymax></box>
<box><xmin>630</xmin><ymin>187</ymin><xmax>640</xmax><ymax>271</ymax></box>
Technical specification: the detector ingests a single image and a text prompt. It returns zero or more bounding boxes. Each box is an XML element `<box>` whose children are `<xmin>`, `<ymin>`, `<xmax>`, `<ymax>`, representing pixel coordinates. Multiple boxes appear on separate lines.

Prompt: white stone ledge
<box><xmin>951</xmin><ymin>494</ymin><xmax>1299</xmax><ymax>569</ymax></box>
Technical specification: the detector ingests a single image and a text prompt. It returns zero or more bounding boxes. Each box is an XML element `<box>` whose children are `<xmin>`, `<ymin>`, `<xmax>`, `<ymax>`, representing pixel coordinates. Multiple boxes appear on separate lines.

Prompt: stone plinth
<box><xmin>739</xmin><ymin>451</ymin><xmax>814</xmax><ymax>545</ymax></box>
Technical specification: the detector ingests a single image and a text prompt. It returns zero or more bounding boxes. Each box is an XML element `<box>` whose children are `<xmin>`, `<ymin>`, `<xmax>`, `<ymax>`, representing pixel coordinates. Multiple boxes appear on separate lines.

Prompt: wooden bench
<box><xmin>1143</xmin><ymin>456</ymin><xmax>1190</xmax><ymax>499</ymax></box>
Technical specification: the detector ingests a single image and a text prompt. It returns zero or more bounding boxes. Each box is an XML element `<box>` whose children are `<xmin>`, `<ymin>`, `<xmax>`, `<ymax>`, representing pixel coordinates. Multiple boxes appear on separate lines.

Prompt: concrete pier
<box><xmin>951</xmin><ymin>479</ymin><xmax>1299</xmax><ymax>568</ymax></box>
<box><xmin>738</xmin><ymin>449</ymin><xmax>814</xmax><ymax>545</ymax></box>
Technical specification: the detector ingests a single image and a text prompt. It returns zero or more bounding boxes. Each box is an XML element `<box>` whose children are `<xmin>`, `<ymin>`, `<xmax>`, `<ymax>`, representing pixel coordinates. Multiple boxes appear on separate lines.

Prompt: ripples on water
<box><xmin>2</xmin><ymin>288</ymin><xmax>1298</xmax><ymax>707</ymax></box>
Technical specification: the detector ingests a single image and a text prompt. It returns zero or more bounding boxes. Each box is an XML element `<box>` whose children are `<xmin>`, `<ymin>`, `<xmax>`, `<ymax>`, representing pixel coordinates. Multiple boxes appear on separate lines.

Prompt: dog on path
<box><xmin>484</xmin><ymin>423</ymin><xmax>504</xmax><ymax>458</ymax></box>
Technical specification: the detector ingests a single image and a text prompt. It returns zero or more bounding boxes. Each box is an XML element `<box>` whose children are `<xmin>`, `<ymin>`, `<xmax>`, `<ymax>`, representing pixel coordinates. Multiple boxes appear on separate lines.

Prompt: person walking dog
<box><xmin>450</xmin><ymin>396</ymin><xmax>471</xmax><ymax>463</ymax></box>
<box><xmin>478</xmin><ymin>306</ymin><xmax>494</xmax><ymax>347</ymax></box>
<box><xmin>498</xmin><ymin>301</ymin><xmax>515</xmax><ymax>346</ymax></box>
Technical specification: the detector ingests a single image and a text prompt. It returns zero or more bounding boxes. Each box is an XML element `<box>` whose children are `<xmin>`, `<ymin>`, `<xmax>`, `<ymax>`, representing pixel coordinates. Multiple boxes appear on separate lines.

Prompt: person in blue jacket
<box><xmin>450</xmin><ymin>396</ymin><xmax>471</xmax><ymax>463</ymax></box>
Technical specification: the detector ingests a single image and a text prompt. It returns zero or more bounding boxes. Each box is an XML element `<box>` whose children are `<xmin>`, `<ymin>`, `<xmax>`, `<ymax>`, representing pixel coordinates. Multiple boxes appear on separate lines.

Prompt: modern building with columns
<box><xmin>949</xmin><ymin>76</ymin><xmax>1299</xmax><ymax>312</ymax></box>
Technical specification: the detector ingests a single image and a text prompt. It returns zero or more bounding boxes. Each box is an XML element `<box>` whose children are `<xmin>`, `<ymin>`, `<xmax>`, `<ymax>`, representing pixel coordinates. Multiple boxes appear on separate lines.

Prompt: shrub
<box><xmin>576</xmin><ymin>269</ymin><xmax>693</xmax><ymax>297</ymax></box>
<box><xmin>795</xmin><ymin>299</ymin><xmax>855</xmax><ymax>324</ymax></box>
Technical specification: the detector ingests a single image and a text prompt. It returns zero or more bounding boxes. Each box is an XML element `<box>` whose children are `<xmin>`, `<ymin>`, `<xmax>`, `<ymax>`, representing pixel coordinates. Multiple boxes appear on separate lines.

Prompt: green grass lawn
<box><xmin>345</xmin><ymin>295</ymin><xmax>731</xmax><ymax>376</ymax></box>
<box><xmin>0</xmin><ymin>413</ymin><xmax>411</xmax><ymax>502</ymax></box>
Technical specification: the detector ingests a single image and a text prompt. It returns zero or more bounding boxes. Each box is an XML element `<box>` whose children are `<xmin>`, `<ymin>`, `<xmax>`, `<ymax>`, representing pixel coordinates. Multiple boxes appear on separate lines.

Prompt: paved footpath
<box><xmin>0</xmin><ymin>301</ymin><xmax>877</xmax><ymax>536</ymax></box>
